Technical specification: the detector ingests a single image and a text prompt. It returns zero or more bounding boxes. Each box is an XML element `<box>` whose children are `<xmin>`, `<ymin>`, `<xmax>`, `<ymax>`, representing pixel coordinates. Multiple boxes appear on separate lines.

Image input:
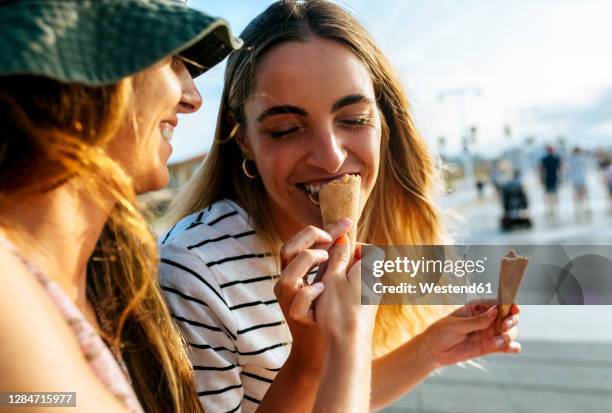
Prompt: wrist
<box><xmin>412</xmin><ymin>331</ymin><xmax>441</xmax><ymax>372</ymax></box>
<box><xmin>326</xmin><ymin>329</ymin><xmax>373</xmax><ymax>360</ymax></box>
<box><xmin>285</xmin><ymin>347</ymin><xmax>325</xmax><ymax>378</ymax></box>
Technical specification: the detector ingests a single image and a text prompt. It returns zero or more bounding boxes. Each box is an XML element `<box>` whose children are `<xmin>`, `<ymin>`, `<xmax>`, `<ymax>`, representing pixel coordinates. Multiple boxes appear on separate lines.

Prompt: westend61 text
<box><xmin>372</xmin><ymin>282</ymin><xmax>494</xmax><ymax>295</ymax></box>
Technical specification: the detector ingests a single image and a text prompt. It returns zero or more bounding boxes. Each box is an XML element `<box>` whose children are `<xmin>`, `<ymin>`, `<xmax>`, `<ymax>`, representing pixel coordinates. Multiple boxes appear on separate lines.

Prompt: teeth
<box><xmin>305</xmin><ymin>184</ymin><xmax>322</xmax><ymax>194</ymax></box>
<box><xmin>161</xmin><ymin>122</ymin><xmax>174</xmax><ymax>142</ymax></box>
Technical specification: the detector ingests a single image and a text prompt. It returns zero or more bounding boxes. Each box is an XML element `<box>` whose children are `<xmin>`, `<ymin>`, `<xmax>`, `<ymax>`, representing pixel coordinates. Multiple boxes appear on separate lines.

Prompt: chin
<box><xmin>135</xmin><ymin>169</ymin><xmax>169</xmax><ymax>195</ymax></box>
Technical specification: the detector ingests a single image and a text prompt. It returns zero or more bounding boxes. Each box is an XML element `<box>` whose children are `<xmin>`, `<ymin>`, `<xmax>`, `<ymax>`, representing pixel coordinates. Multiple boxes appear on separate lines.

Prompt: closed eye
<box><xmin>339</xmin><ymin>116</ymin><xmax>372</xmax><ymax>128</ymax></box>
<box><xmin>269</xmin><ymin>126</ymin><xmax>303</xmax><ymax>139</ymax></box>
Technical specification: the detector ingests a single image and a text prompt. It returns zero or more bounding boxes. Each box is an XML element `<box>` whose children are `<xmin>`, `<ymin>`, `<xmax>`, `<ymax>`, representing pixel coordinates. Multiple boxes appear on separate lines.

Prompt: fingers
<box><xmin>324</xmin><ymin>218</ymin><xmax>353</xmax><ymax>245</ymax></box>
<box><xmin>275</xmin><ymin>249</ymin><xmax>329</xmax><ymax>299</ymax></box>
<box><xmin>289</xmin><ymin>283</ymin><xmax>326</xmax><ymax>324</ymax></box>
<box><xmin>451</xmin><ymin>299</ymin><xmax>497</xmax><ymax>317</ymax></box>
<box><xmin>280</xmin><ymin>226</ymin><xmax>333</xmax><ymax>269</ymax></box>
<box><xmin>323</xmin><ymin>234</ymin><xmax>351</xmax><ymax>282</ymax></box>
<box><xmin>502</xmin><ymin>313</ymin><xmax>519</xmax><ymax>331</ymax></box>
<box><xmin>510</xmin><ymin>304</ymin><xmax>521</xmax><ymax>315</ymax></box>
<box><xmin>491</xmin><ymin>325</ymin><xmax>519</xmax><ymax>350</ymax></box>
<box><xmin>451</xmin><ymin>305</ymin><xmax>497</xmax><ymax>334</ymax></box>
<box><xmin>504</xmin><ymin>341</ymin><xmax>522</xmax><ymax>353</ymax></box>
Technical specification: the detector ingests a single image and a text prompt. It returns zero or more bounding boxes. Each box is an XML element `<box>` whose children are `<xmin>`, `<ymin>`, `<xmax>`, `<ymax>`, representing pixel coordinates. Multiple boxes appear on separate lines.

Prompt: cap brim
<box><xmin>179</xmin><ymin>18</ymin><xmax>243</xmax><ymax>78</ymax></box>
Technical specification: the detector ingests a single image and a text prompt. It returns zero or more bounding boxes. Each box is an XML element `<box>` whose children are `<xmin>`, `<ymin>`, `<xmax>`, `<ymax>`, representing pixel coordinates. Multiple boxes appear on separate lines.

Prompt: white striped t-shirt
<box><xmin>159</xmin><ymin>199</ymin><xmax>293</xmax><ymax>413</ymax></box>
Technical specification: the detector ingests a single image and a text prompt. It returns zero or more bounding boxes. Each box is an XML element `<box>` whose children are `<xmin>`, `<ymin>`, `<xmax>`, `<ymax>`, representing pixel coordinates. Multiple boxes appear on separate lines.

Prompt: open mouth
<box><xmin>296</xmin><ymin>183</ymin><xmax>323</xmax><ymax>206</ymax></box>
<box><xmin>295</xmin><ymin>173</ymin><xmax>360</xmax><ymax>206</ymax></box>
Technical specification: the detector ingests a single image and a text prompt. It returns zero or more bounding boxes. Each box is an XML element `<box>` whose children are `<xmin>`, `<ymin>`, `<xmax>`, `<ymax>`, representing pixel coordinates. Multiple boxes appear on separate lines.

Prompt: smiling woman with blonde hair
<box><xmin>162</xmin><ymin>0</ymin><xmax>521</xmax><ymax>411</ymax></box>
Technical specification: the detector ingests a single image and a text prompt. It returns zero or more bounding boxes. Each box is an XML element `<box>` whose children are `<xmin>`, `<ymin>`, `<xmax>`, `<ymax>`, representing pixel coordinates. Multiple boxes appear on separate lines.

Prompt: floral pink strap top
<box><xmin>0</xmin><ymin>235</ymin><xmax>144</xmax><ymax>413</ymax></box>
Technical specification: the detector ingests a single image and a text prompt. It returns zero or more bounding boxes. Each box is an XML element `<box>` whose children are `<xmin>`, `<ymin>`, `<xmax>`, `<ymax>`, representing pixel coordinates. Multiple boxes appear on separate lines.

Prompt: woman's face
<box><xmin>109</xmin><ymin>57</ymin><xmax>202</xmax><ymax>194</ymax></box>
<box><xmin>241</xmin><ymin>37</ymin><xmax>382</xmax><ymax>240</ymax></box>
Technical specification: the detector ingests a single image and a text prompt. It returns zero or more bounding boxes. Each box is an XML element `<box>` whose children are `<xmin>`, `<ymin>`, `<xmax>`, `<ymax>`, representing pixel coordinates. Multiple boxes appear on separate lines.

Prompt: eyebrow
<box><xmin>255</xmin><ymin>93</ymin><xmax>374</xmax><ymax>123</ymax></box>
<box><xmin>256</xmin><ymin>105</ymin><xmax>308</xmax><ymax>123</ymax></box>
<box><xmin>331</xmin><ymin>94</ymin><xmax>374</xmax><ymax>112</ymax></box>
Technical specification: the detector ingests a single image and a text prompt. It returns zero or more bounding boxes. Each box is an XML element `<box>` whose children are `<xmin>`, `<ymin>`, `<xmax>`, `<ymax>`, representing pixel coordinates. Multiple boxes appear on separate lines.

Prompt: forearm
<box><xmin>257</xmin><ymin>352</ymin><xmax>322</xmax><ymax>413</ymax></box>
<box><xmin>370</xmin><ymin>333</ymin><xmax>437</xmax><ymax>411</ymax></box>
<box><xmin>313</xmin><ymin>335</ymin><xmax>372</xmax><ymax>413</ymax></box>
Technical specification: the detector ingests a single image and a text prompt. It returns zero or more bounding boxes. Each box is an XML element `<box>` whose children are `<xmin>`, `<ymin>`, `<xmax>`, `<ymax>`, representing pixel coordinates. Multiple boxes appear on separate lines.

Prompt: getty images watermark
<box><xmin>360</xmin><ymin>245</ymin><xmax>612</xmax><ymax>305</ymax></box>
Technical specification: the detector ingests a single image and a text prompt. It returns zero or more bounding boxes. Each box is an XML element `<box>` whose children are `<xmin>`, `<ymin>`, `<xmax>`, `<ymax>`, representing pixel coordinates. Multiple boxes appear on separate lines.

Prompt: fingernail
<box><xmin>354</xmin><ymin>244</ymin><xmax>362</xmax><ymax>261</ymax></box>
<box><xmin>505</xmin><ymin>319</ymin><xmax>514</xmax><ymax>329</ymax></box>
<box><xmin>321</xmin><ymin>232</ymin><xmax>333</xmax><ymax>241</ymax></box>
<box><xmin>316</xmin><ymin>249</ymin><xmax>329</xmax><ymax>260</ymax></box>
<box><xmin>340</xmin><ymin>217</ymin><xmax>352</xmax><ymax>227</ymax></box>
<box><xmin>313</xmin><ymin>282</ymin><xmax>325</xmax><ymax>291</ymax></box>
<box><xmin>488</xmin><ymin>306</ymin><xmax>498</xmax><ymax>317</ymax></box>
<box><xmin>492</xmin><ymin>336</ymin><xmax>505</xmax><ymax>348</ymax></box>
<box><xmin>334</xmin><ymin>234</ymin><xmax>348</xmax><ymax>246</ymax></box>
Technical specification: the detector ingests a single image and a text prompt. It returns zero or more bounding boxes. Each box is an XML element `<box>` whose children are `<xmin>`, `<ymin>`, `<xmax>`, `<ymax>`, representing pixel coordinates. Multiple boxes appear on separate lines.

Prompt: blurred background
<box><xmin>144</xmin><ymin>1</ymin><xmax>612</xmax><ymax>411</ymax></box>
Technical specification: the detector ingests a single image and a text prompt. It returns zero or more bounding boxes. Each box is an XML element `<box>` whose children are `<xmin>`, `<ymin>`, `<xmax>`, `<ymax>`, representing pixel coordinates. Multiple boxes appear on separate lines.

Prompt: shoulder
<box><xmin>159</xmin><ymin>199</ymin><xmax>276</xmax><ymax>298</ymax></box>
<box><xmin>0</xmin><ymin>249</ymin><xmax>126</xmax><ymax>411</ymax></box>
<box><xmin>160</xmin><ymin>200</ymin><xmax>278</xmax><ymax>304</ymax></box>
<box><xmin>160</xmin><ymin>199</ymin><xmax>256</xmax><ymax>247</ymax></box>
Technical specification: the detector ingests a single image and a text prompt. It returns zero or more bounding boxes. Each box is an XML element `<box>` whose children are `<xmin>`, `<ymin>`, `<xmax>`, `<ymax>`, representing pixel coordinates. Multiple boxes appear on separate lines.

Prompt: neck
<box><xmin>0</xmin><ymin>184</ymin><xmax>113</xmax><ymax>311</ymax></box>
<box><xmin>267</xmin><ymin>196</ymin><xmax>305</xmax><ymax>243</ymax></box>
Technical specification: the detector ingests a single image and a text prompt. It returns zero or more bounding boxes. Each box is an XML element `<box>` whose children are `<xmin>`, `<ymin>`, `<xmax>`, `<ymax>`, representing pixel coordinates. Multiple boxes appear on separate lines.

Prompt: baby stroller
<box><xmin>500</xmin><ymin>173</ymin><xmax>532</xmax><ymax>231</ymax></box>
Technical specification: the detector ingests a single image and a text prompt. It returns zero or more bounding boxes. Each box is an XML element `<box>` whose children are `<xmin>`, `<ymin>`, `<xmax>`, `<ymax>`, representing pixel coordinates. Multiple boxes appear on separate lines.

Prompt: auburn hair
<box><xmin>0</xmin><ymin>74</ymin><xmax>203</xmax><ymax>412</ymax></box>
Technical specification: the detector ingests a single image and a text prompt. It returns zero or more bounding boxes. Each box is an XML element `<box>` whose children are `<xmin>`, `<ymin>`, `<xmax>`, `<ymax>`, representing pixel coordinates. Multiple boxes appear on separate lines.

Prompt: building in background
<box><xmin>138</xmin><ymin>153</ymin><xmax>206</xmax><ymax>219</ymax></box>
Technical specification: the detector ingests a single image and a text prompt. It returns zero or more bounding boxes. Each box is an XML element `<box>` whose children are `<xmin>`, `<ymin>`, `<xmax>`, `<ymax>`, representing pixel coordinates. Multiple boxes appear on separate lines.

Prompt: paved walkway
<box><xmin>382</xmin><ymin>340</ymin><xmax>612</xmax><ymax>413</ymax></box>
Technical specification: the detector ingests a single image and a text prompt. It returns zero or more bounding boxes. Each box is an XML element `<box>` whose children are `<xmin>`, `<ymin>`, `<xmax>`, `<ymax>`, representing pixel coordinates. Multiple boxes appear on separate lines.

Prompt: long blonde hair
<box><xmin>0</xmin><ymin>74</ymin><xmax>203</xmax><ymax>412</ymax></box>
<box><xmin>170</xmin><ymin>0</ymin><xmax>451</xmax><ymax>354</ymax></box>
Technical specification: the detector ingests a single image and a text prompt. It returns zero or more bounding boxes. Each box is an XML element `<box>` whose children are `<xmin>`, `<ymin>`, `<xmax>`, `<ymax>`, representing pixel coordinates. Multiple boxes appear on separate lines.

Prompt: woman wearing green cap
<box><xmin>0</xmin><ymin>0</ymin><xmax>240</xmax><ymax>412</ymax></box>
<box><xmin>0</xmin><ymin>1</ymin><xmax>381</xmax><ymax>412</ymax></box>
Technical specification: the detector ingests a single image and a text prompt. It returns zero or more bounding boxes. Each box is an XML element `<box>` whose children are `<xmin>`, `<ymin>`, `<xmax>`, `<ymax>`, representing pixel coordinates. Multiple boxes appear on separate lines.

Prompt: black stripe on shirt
<box><xmin>237</xmin><ymin>320</ymin><xmax>284</xmax><ymax>335</ymax></box>
<box><xmin>197</xmin><ymin>383</ymin><xmax>242</xmax><ymax>397</ymax></box>
<box><xmin>171</xmin><ymin>314</ymin><xmax>224</xmax><ymax>333</ymax></box>
<box><xmin>207</xmin><ymin>210</ymin><xmax>238</xmax><ymax>226</ymax></box>
<box><xmin>206</xmin><ymin>252</ymin><xmax>272</xmax><ymax>268</ymax></box>
<box><xmin>229</xmin><ymin>298</ymin><xmax>278</xmax><ymax>311</ymax></box>
<box><xmin>225</xmin><ymin>403</ymin><xmax>241</xmax><ymax>413</ymax></box>
<box><xmin>242</xmin><ymin>371</ymin><xmax>274</xmax><ymax>384</ymax></box>
<box><xmin>193</xmin><ymin>364</ymin><xmax>236</xmax><ymax>372</ymax></box>
<box><xmin>188</xmin><ymin>342</ymin><xmax>237</xmax><ymax>353</ymax></box>
<box><xmin>187</xmin><ymin>230</ymin><xmax>256</xmax><ymax>250</ymax></box>
<box><xmin>161</xmin><ymin>258</ymin><xmax>227</xmax><ymax>307</ymax></box>
<box><xmin>219</xmin><ymin>274</ymin><xmax>276</xmax><ymax>289</ymax></box>
<box><xmin>185</xmin><ymin>211</ymin><xmax>205</xmax><ymax>230</ymax></box>
<box><xmin>238</xmin><ymin>342</ymin><xmax>290</xmax><ymax>356</ymax></box>
<box><xmin>161</xmin><ymin>223</ymin><xmax>177</xmax><ymax>244</ymax></box>
<box><xmin>243</xmin><ymin>394</ymin><xmax>262</xmax><ymax>405</ymax></box>
<box><xmin>173</xmin><ymin>316</ymin><xmax>237</xmax><ymax>342</ymax></box>
<box><xmin>160</xmin><ymin>285</ymin><xmax>209</xmax><ymax>308</ymax></box>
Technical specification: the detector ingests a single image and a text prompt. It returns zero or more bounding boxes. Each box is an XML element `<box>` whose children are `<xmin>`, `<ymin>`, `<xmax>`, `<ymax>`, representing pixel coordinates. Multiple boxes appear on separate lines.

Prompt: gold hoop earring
<box><xmin>242</xmin><ymin>157</ymin><xmax>259</xmax><ymax>179</ymax></box>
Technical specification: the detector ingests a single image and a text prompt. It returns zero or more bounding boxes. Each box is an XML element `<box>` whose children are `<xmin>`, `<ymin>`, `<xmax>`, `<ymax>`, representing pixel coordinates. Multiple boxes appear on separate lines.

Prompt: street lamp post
<box><xmin>437</xmin><ymin>87</ymin><xmax>482</xmax><ymax>191</ymax></box>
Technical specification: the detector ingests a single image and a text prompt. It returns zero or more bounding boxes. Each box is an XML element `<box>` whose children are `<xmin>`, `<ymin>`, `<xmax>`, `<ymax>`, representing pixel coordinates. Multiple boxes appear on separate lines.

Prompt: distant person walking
<box><xmin>567</xmin><ymin>147</ymin><xmax>590</xmax><ymax>218</ymax></box>
<box><xmin>540</xmin><ymin>145</ymin><xmax>562</xmax><ymax>216</ymax></box>
<box><xmin>603</xmin><ymin>157</ymin><xmax>612</xmax><ymax>214</ymax></box>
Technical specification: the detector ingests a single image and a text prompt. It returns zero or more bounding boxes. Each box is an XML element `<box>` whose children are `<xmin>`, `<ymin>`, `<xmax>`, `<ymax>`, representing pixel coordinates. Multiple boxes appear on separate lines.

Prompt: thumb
<box><xmin>451</xmin><ymin>305</ymin><xmax>497</xmax><ymax>334</ymax></box>
<box><xmin>324</xmin><ymin>234</ymin><xmax>351</xmax><ymax>281</ymax></box>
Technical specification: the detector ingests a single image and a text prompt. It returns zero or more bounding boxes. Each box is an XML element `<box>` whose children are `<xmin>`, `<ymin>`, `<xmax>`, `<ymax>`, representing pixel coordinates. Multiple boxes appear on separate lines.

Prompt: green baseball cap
<box><xmin>0</xmin><ymin>0</ymin><xmax>242</xmax><ymax>85</ymax></box>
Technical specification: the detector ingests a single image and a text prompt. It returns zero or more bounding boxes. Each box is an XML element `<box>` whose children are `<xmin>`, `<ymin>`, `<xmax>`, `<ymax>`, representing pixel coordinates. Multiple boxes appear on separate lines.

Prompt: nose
<box><xmin>174</xmin><ymin>58</ymin><xmax>203</xmax><ymax>114</ymax></box>
<box><xmin>306</xmin><ymin>125</ymin><xmax>346</xmax><ymax>173</ymax></box>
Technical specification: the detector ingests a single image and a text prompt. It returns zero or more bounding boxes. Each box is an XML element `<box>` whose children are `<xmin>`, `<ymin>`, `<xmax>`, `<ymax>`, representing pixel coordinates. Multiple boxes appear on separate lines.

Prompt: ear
<box><xmin>233</xmin><ymin>124</ymin><xmax>253</xmax><ymax>159</ymax></box>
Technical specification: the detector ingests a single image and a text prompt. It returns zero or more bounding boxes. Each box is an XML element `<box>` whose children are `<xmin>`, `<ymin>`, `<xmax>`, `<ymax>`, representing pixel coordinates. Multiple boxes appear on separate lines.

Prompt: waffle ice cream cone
<box><xmin>495</xmin><ymin>250</ymin><xmax>529</xmax><ymax>335</ymax></box>
<box><xmin>319</xmin><ymin>174</ymin><xmax>361</xmax><ymax>256</ymax></box>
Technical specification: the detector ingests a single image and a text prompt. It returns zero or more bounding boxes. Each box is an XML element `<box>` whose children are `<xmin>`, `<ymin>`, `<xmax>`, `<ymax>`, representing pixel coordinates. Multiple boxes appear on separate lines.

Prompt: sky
<box><xmin>170</xmin><ymin>0</ymin><xmax>612</xmax><ymax>163</ymax></box>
